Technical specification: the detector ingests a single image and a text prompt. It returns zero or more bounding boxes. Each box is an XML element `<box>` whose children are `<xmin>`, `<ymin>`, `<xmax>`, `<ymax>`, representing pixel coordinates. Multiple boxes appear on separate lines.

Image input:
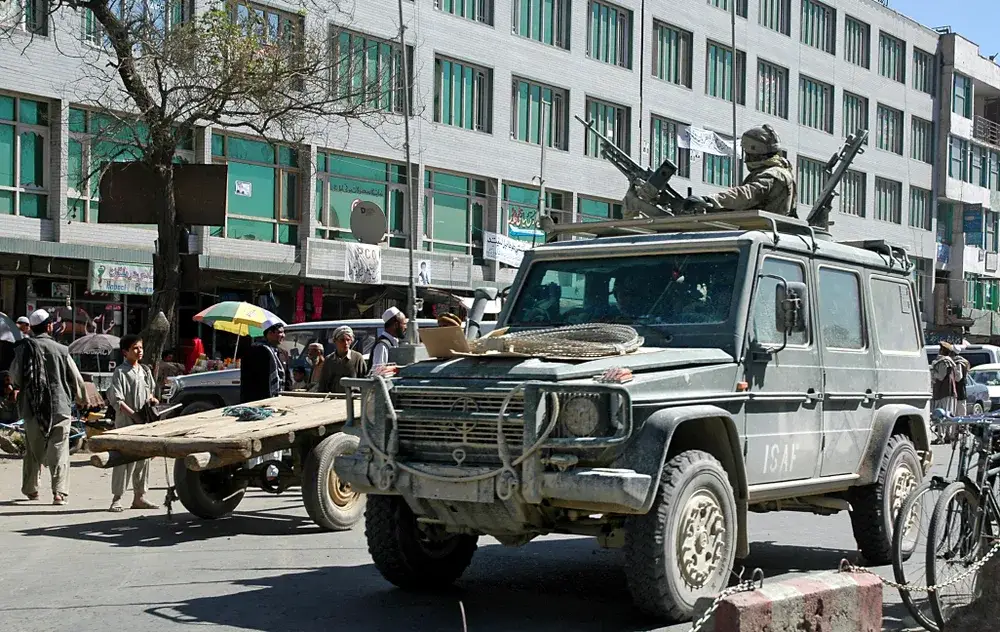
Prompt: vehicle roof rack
<box><xmin>839</xmin><ymin>239</ymin><xmax>913</xmax><ymax>271</ymax></box>
<box><xmin>542</xmin><ymin>210</ymin><xmax>825</xmax><ymax>248</ymax></box>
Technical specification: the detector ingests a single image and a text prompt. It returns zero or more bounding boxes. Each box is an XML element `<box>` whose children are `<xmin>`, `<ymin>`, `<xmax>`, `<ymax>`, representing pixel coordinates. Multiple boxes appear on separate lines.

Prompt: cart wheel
<box><xmin>302</xmin><ymin>432</ymin><xmax>365</xmax><ymax>531</ymax></box>
<box><xmin>173</xmin><ymin>458</ymin><xmax>248</xmax><ymax>519</ymax></box>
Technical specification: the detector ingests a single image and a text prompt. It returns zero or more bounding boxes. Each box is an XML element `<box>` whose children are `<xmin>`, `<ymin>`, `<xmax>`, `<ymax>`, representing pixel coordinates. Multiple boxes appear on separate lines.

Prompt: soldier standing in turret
<box><xmin>685</xmin><ymin>124</ymin><xmax>797</xmax><ymax>217</ymax></box>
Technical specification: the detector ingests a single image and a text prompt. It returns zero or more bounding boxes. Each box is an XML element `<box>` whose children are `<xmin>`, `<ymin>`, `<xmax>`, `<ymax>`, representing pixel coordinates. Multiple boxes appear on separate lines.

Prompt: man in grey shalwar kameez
<box><xmin>931</xmin><ymin>342</ymin><xmax>960</xmax><ymax>443</ymax></box>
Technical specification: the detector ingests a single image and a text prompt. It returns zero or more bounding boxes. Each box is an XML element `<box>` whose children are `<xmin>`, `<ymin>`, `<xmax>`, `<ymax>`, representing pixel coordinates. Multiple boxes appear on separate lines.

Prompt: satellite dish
<box><xmin>350</xmin><ymin>199</ymin><xmax>388</xmax><ymax>245</ymax></box>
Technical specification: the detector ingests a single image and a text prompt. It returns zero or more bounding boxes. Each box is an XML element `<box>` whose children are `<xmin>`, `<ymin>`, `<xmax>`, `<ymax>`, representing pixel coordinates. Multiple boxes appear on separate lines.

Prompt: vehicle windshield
<box><xmin>506</xmin><ymin>252</ymin><xmax>741</xmax><ymax>336</ymax></box>
<box><xmin>971</xmin><ymin>370</ymin><xmax>1000</xmax><ymax>386</ymax></box>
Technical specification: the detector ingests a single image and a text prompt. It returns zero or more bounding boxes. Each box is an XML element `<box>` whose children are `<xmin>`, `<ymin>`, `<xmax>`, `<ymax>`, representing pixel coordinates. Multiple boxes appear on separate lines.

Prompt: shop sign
<box><xmin>235</xmin><ymin>180</ymin><xmax>253</xmax><ymax>197</ymax></box>
<box><xmin>89</xmin><ymin>261</ymin><xmax>154</xmax><ymax>296</ymax></box>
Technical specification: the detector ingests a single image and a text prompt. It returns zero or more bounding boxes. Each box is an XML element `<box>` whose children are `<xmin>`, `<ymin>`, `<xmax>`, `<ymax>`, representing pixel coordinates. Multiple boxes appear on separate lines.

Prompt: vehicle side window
<box><xmin>870</xmin><ymin>277</ymin><xmax>920</xmax><ymax>353</ymax></box>
<box><xmin>753</xmin><ymin>256</ymin><xmax>807</xmax><ymax>346</ymax></box>
<box><xmin>280</xmin><ymin>329</ymin><xmax>324</xmax><ymax>365</ymax></box>
<box><xmin>818</xmin><ymin>267</ymin><xmax>865</xmax><ymax>350</ymax></box>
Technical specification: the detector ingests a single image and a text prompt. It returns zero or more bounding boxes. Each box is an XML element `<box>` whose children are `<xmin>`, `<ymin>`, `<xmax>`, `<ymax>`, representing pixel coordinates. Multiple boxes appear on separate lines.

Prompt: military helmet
<box><xmin>740</xmin><ymin>124</ymin><xmax>781</xmax><ymax>155</ymax></box>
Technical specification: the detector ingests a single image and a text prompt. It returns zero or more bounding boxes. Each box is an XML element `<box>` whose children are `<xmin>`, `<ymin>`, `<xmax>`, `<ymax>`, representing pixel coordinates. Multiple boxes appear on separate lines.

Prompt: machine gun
<box><xmin>805</xmin><ymin>129</ymin><xmax>869</xmax><ymax>231</ymax></box>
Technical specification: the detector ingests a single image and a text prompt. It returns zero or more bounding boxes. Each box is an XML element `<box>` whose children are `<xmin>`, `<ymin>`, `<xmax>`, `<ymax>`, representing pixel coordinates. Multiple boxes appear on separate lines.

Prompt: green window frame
<box><xmin>705</xmin><ymin>41</ymin><xmax>746</xmax><ymax>105</ymax></box>
<box><xmin>423</xmin><ymin>169</ymin><xmax>487</xmax><ymax>256</ymax></box>
<box><xmin>434</xmin><ymin>56</ymin><xmax>493</xmax><ymax>133</ymax></box>
<box><xmin>584</xmin><ymin>97</ymin><xmax>631</xmax><ymax>158</ymax></box>
<box><xmin>652</xmin><ymin>21</ymin><xmax>693</xmax><ymax>88</ymax></box>
<box><xmin>649</xmin><ymin>115</ymin><xmax>690</xmax><ymax>178</ymax></box>
<box><xmin>511</xmin><ymin>0</ymin><xmax>571</xmax><ymax>50</ymax></box>
<box><xmin>874</xmin><ymin>176</ymin><xmax>902</xmax><ymax>224</ymax></box>
<box><xmin>953</xmin><ymin>73</ymin><xmax>972</xmax><ymax>118</ymax></box>
<box><xmin>510</xmin><ymin>77</ymin><xmax>568</xmax><ymax>150</ymax></box>
<box><xmin>910</xmin><ymin>116</ymin><xmax>932</xmax><ymax>163</ymax></box>
<box><xmin>578</xmin><ymin>196</ymin><xmax>623</xmax><ymax>223</ymax></box>
<box><xmin>843</xmin><ymin>15</ymin><xmax>870</xmax><ymax>68</ymax></box>
<box><xmin>797</xmin><ymin>156</ymin><xmax>827</xmax><ymax>206</ymax></box>
<box><xmin>83</xmin><ymin>0</ymin><xmax>191</xmax><ymax>45</ymax></box>
<box><xmin>986</xmin><ymin>211</ymin><xmax>1000</xmax><ymax>253</ymax></box>
<box><xmin>703</xmin><ymin>150</ymin><xmax>738</xmax><ymax>187</ymax></box>
<box><xmin>434</xmin><ymin>0</ymin><xmax>494</xmax><ymax>25</ymax></box>
<box><xmin>842</xmin><ymin>91</ymin><xmax>868</xmax><ymax>141</ymax></box>
<box><xmin>587</xmin><ymin>0</ymin><xmax>633</xmax><ymax>69</ymax></box>
<box><xmin>502</xmin><ymin>183</ymin><xmax>564</xmax><ymax>243</ymax></box>
<box><xmin>912</xmin><ymin>48</ymin><xmax>934</xmax><ymax>94</ymax></box>
<box><xmin>878</xmin><ymin>31</ymin><xmax>906</xmax><ymax>83</ymax></box>
<box><xmin>875</xmin><ymin>103</ymin><xmax>903</xmax><ymax>155</ymax></box>
<box><xmin>937</xmin><ymin>204</ymin><xmax>953</xmax><ymax>245</ymax></box>
<box><xmin>948</xmin><ymin>135</ymin><xmax>968</xmax><ymax>180</ymax></box>
<box><xmin>800</xmin><ymin>0</ymin><xmax>835</xmax><ymax>55</ymax></box>
<box><xmin>798</xmin><ymin>75</ymin><xmax>833</xmax><ymax>133</ymax></box>
<box><xmin>0</xmin><ymin>94</ymin><xmax>49</xmax><ymax>219</ymax></box>
<box><xmin>758</xmin><ymin>0</ymin><xmax>790</xmax><ymax>35</ymax></box>
<box><xmin>908</xmin><ymin>186</ymin><xmax>932</xmax><ymax>230</ymax></box>
<box><xmin>331</xmin><ymin>29</ymin><xmax>412</xmax><ymax>115</ymax></box>
<box><xmin>989</xmin><ymin>149</ymin><xmax>1000</xmax><ymax>192</ymax></box>
<box><xmin>839</xmin><ymin>169</ymin><xmax>866</xmax><ymax>218</ymax></box>
<box><xmin>314</xmin><ymin>151</ymin><xmax>408</xmax><ymax>247</ymax></box>
<box><xmin>970</xmin><ymin>144</ymin><xmax>988</xmax><ymax>187</ymax></box>
<box><xmin>16</xmin><ymin>0</ymin><xmax>50</xmax><ymax>36</ymax></box>
<box><xmin>757</xmin><ymin>59</ymin><xmax>788</xmax><ymax>119</ymax></box>
<box><xmin>708</xmin><ymin>0</ymin><xmax>747</xmax><ymax>19</ymax></box>
<box><xmin>212</xmin><ymin>132</ymin><xmax>301</xmax><ymax>245</ymax></box>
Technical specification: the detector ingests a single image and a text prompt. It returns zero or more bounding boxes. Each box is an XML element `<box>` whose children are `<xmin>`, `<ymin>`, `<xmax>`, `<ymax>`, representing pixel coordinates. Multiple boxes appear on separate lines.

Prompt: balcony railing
<box><xmin>973</xmin><ymin>115</ymin><xmax>1000</xmax><ymax>148</ymax></box>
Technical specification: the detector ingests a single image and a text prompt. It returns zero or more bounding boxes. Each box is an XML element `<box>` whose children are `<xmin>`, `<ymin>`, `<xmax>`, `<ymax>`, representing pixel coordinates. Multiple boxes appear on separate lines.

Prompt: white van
<box><xmin>925</xmin><ymin>343</ymin><xmax>1000</xmax><ymax>368</ymax></box>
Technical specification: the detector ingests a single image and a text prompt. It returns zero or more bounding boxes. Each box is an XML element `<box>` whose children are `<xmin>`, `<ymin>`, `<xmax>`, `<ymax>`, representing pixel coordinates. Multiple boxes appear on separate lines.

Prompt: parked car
<box><xmin>924</xmin><ymin>343</ymin><xmax>1000</xmax><ymax>368</ymax></box>
<box><xmin>969</xmin><ymin>363</ymin><xmax>1000</xmax><ymax>411</ymax></box>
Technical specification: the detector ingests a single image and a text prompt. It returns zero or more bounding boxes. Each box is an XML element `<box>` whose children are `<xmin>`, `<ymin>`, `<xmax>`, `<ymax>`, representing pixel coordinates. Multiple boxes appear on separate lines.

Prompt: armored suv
<box><xmin>335</xmin><ymin>211</ymin><xmax>931</xmax><ymax>621</ymax></box>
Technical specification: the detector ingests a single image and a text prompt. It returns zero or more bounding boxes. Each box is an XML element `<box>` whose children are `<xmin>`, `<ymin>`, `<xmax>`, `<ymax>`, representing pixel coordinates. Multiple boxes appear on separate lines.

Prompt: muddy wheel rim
<box><xmin>677</xmin><ymin>489</ymin><xmax>727</xmax><ymax>590</ymax></box>
<box><xmin>327</xmin><ymin>469</ymin><xmax>359</xmax><ymax>508</ymax></box>
<box><xmin>890</xmin><ymin>462</ymin><xmax>918</xmax><ymax>533</ymax></box>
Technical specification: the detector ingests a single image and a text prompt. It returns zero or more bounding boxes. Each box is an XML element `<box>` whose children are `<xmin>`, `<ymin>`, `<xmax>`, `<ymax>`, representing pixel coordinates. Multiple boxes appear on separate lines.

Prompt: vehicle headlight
<box><xmin>558</xmin><ymin>395</ymin><xmax>608</xmax><ymax>438</ymax></box>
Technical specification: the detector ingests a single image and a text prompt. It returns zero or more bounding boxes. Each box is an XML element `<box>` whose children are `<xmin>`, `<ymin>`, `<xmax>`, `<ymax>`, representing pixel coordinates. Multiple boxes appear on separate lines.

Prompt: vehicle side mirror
<box><xmin>775</xmin><ymin>281</ymin><xmax>809</xmax><ymax>334</ymax></box>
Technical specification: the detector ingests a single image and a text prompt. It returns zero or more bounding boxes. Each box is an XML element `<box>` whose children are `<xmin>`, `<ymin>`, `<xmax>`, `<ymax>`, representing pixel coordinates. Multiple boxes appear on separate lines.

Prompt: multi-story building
<box><xmin>933</xmin><ymin>32</ymin><xmax>1000</xmax><ymax>343</ymax></box>
<box><xmin>0</xmin><ymin>0</ymin><xmax>949</xmax><ymax>349</ymax></box>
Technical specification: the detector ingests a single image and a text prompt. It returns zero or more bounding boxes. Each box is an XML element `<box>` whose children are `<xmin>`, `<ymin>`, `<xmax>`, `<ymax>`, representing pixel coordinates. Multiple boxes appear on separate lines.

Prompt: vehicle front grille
<box><xmin>395</xmin><ymin>391</ymin><xmax>524</xmax><ymax>416</ymax></box>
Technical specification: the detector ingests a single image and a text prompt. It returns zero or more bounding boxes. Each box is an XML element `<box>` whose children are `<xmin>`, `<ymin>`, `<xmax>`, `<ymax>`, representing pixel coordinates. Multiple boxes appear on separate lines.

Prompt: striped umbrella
<box><xmin>192</xmin><ymin>301</ymin><xmax>285</xmax><ymax>338</ymax></box>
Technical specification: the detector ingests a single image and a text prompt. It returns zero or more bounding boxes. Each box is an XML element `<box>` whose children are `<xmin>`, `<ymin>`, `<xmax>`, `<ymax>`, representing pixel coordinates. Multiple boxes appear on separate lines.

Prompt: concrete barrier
<box><xmin>693</xmin><ymin>571</ymin><xmax>882</xmax><ymax>632</ymax></box>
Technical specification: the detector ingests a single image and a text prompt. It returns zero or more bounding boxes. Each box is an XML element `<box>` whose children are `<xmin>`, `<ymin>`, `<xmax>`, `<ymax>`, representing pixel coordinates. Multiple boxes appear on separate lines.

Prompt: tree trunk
<box><xmin>143</xmin><ymin>162</ymin><xmax>181</xmax><ymax>377</ymax></box>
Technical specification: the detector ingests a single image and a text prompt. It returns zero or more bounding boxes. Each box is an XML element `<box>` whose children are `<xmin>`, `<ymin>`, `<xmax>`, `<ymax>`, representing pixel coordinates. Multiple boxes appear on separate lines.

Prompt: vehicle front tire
<box><xmin>364</xmin><ymin>493</ymin><xmax>478</xmax><ymax>590</ymax></box>
<box><xmin>972</xmin><ymin>402</ymin><xmax>984</xmax><ymax>415</ymax></box>
<box><xmin>302</xmin><ymin>432</ymin><xmax>365</xmax><ymax>531</ymax></box>
<box><xmin>173</xmin><ymin>459</ymin><xmax>248</xmax><ymax>519</ymax></box>
<box><xmin>624</xmin><ymin>450</ymin><xmax>738</xmax><ymax>622</ymax></box>
<box><xmin>849</xmin><ymin>434</ymin><xmax>922</xmax><ymax>565</ymax></box>
<box><xmin>179</xmin><ymin>400</ymin><xmax>219</xmax><ymax>417</ymax></box>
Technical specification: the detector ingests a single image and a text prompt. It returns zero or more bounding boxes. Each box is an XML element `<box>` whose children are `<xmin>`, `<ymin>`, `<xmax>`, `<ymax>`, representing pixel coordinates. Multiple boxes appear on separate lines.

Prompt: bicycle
<box><xmin>925</xmin><ymin>410</ymin><xmax>1000</xmax><ymax>629</ymax></box>
<box><xmin>0</xmin><ymin>416</ymin><xmax>89</xmax><ymax>456</ymax></box>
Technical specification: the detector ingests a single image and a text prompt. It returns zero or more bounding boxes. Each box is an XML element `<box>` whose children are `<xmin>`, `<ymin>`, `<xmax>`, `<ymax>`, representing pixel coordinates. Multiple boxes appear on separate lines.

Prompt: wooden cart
<box><xmin>87</xmin><ymin>393</ymin><xmax>364</xmax><ymax>530</ymax></box>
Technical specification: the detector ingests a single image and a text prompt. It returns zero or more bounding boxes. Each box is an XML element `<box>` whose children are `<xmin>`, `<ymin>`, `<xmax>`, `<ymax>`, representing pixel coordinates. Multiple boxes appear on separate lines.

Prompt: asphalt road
<box><xmin>0</xmin><ymin>448</ymin><xmax>943</xmax><ymax>632</ymax></box>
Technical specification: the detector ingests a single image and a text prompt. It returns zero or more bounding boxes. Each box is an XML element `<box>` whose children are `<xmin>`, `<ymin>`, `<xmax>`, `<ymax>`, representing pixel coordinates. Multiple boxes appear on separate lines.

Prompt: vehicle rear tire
<box><xmin>173</xmin><ymin>458</ymin><xmax>248</xmax><ymax>519</ymax></box>
<box><xmin>302</xmin><ymin>432</ymin><xmax>365</xmax><ymax>531</ymax></box>
<box><xmin>624</xmin><ymin>450</ymin><xmax>737</xmax><ymax>622</ymax></box>
<box><xmin>849</xmin><ymin>434</ymin><xmax>922</xmax><ymax>565</ymax></box>
<box><xmin>364</xmin><ymin>493</ymin><xmax>478</xmax><ymax>590</ymax></box>
<box><xmin>972</xmin><ymin>402</ymin><xmax>984</xmax><ymax>415</ymax></box>
<box><xmin>179</xmin><ymin>400</ymin><xmax>218</xmax><ymax>417</ymax></box>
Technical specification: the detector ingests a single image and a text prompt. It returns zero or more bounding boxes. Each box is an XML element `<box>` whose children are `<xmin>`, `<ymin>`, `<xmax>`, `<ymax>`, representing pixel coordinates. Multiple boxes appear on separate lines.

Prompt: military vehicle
<box><xmin>334</xmin><ymin>124</ymin><xmax>932</xmax><ymax>621</ymax></box>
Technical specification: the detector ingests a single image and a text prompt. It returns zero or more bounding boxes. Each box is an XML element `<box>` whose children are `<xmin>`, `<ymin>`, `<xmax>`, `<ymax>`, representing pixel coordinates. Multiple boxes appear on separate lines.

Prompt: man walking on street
<box><xmin>370</xmin><ymin>307</ymin><xmax>407</xmax><ymax>371</ymax></box>
<box><xmin>931</xmin><ymin>342</ymin><xmax>960</xmax><ymax>443</ymax></box>
<box><xmin>106</xmin><ymin>334</ymin><xmax>160</xmax><ymax>512</ymax></box>
<box><xmin>9</xmin><ymin>309</ymin><xmax>86</xmax><ymax>505</ymax></box>
<box><xmin>318</xmin><ymin>326</ymin><xmax>367</xmax><ymax>394</ymax></box>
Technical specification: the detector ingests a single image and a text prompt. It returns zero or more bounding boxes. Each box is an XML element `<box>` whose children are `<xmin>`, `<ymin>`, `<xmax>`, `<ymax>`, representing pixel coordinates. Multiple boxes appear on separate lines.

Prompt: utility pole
<box><xmin>398</xmin><ymin>0</ymin><xmax>419</xmax><ymax>344</ymax></box>
<box><xmin>730</xmin><ymin>0</ymin><xmax>739</xmax><ymax>185</ymax></box>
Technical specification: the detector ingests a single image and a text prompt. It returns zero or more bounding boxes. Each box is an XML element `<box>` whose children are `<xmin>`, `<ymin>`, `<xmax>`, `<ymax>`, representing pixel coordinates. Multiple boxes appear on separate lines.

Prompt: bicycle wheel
<box><xmin>892</xmin><ymin>479</ymin><xmax>948</xmax><ymax>632</ymax></box>
<box><xmin>926</xmin><ymin>480</ymin><xmax>1000</xmax><ymax>628</ymax></box>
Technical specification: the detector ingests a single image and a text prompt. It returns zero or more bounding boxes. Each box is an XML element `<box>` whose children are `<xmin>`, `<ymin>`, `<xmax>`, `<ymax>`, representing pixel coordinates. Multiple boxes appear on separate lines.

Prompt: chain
<box><xmin>840</xmin><ymin>538</ymin><xmax>1000</xmax><ymax>593</ymax></box>
<box><xmin>689</xmin><ymin>569</ymin><xmax>764</xmax><ymax>632</ymax></box>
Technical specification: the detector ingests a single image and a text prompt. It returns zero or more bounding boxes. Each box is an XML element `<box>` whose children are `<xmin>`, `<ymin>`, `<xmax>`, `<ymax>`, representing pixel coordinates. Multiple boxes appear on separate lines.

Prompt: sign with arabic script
<box><xmin>89</xmin><ymin>261</ymin><xmax>155</xmax><ymax>296</ymax></box>
<box><xmin>484</xmin><ymin>231</ymin><xmax>532</xmax><ymax>267</ymax></box>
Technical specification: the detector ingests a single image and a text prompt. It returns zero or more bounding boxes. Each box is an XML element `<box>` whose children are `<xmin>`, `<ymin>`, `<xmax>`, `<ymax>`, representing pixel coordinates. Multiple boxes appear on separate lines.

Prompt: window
<box><xmin>84</xmin><ymin>0</ymin><xmax>191</xmax><ymax>44</ymax></box>
<box><xmin>799</xmin><ymin>75</ymin><xmax>833</xmax><ymax>133</ymax></box>
<box><xmin>908</xmin><ymin>186</ymin><xmax>931</xmax><ymax>230</ymax></box>
<box><xmin>878</xmin><ymin>31</ymin><xmax>905</xmax><ymax>83</ymax></box>
<box><xmin>434</xmin><ymin>56</ymin><xmax>493</xmax><ymax>133</ymax></box>
<box><xmin>584</xmin><ymin>97</ymin><xmax>630</xmax><ymax>157</ymax></box>
<box><xmin>652</xmin><ymin>21</ymin><xmax>693</xmax><ymax>88</ymax></box>
<box><xmin>512</xmin><ymin>0</ymin><xmax>570</xmax><ymax>50</ymax></box>
<box><xmin>948</xmin><ymin>135</ymin><xmax>968</xmax><ymax>180</ymax></box>
<box><xmin>871</xmin><ymin>277</ymin><xmax>919</xmax><ymax>353</ymax></box>
<box><xmin>434</xmin><ymin>0</ymin><xmax>493</xmax><ymax>25</ymax></box>
<box><xmin>819</xmin><ymin>267</ymin><xmax>864</xmax><ymax>349</ymax></box>
<box><xmin>986</xmin><ymin>210</ymin><xmax>1000</xmax><ymax>253</ymax></box>
<box><xmin>843</xmin><ymin>15</ymin><xmax>870</xmax><ymax>68</ymax></box>
<box><xmin>502</xmin><ymin>183</ymin><xmax>564</xmax><ymax>243</ymax></box>
<box><xmin>876</xmin><ymin>104</ymin><xmax>903</xmax><ymax>155</ymax></box>
<box><xmin>423</xmin><ymin>169</ymin><xmax>487</xmax><ymax>256</ymax></box>
<box><xmin>708</xmin><ymin>0</ymin><xmax>747</xmax><ymax>18</ymax></box>
<box><xmin>313</xmin><ymin>151</ymin><xmax>408</xmax><ymax>246</ymax></box>
<box><xmin>578</xmin><ymin>196</ymin><xmax>624</xmax><ymax>222</ymax></box>
<box><xmin>0</xmin><ymin>95</ymin><xmax>49</xmax><ymax>219</ymax></box>
<box><xmin>971</xmin><ymin>144</ymin><xmax>988</xmax><ymax>187</ymax></box>
<box><xmin>953</xmin><ymin>73</ymin><xmax>972</xmax><ymax>118</ymax></box>
<box><xmin>3</xmin><ymin>0</ymin><xmax>50</xmax><ymax>36</ymax></box>
<box><xmin>797</xmin><ymin>156</ymin><xmax>827</xmax><ymax>206</ymax></box>
<box><xmin>649</xmin><ymin>115</ymin><xmax>690</xmax><ymax>177</ymax></box>
<box><xmin>912</xmin><ymin>48</ymin><xmax>934</xmax><ymax>94</ymax></box>
<box><xmin>991</xmin><ymin>149</ymin><xmax>1000</xmax><ymax>192</ymax></box>
<box><xmin>331</xmin><ymin>29</ymin><xmax>412</xmax><ymax>115</ymax></box>
<box><xmin>910</xmin><ymin>116</ymin><xmax>932</xmax><ymax>163</ymax></box>
<box><xmin>704</xmin><ymin>141</ymin><xmax>739</xmax><ymax>187</ymax></box>
<box><xmin>839</xmin><ymin>169</ymin><xmax>866</xmax><ymax>217</ymax></box>
<box><xmin>800</xmin><ymin>0</ymin><xmax>835</xmax><ymax>55</ymax></box>
<box><xmin>211</xmin><ymin>133</ymin><xmax>301</xmax><ymax>245</ymax></box>
<box><xmin>587</xmin><ymin>0</ymin><xmax>632</xmax><ymax>69</ymax></box>
<box><xmin>754</xmin><ymin>257</ymin><xmax>807</xmax><ymax>346</ymax></box>
<box><xmin>938</xmin><ymin>204</ymin><xmax>953</xmax><ymax>245</ymax></box>
<box><xmin>842</xmin><ymin>91</ymin><xmax>868</xmax><ymax>139</ymax></box>
<box><xmin>874</xmin><ymin>177</ymin><xmax>902</xmax><ymax>224</ymax></box>
<box><xmin>510</xmin><ymin>77</ymin><xmax>568</xmax><ymax>150</ymax></box>
<box><xmin>705</xmin><ymin>41</ymin><xmax>746</xmax><ymax>105</ymax></box>
<box><xmin>757</xmin><ymin>59</ymin><xmax>788</xmax><ymax>119</ymax></box>
<box><xmin>758</xmin><ymin>0</ymin><xmax>790</xmax><ymax>35</ymax></box>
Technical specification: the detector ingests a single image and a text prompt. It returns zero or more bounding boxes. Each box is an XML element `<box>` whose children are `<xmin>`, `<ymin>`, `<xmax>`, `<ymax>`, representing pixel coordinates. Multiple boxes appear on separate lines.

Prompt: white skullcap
<box><xmin>381</xmin><ymin>306</ymin><xmax>404</xmax><ymax>324</ymax></box>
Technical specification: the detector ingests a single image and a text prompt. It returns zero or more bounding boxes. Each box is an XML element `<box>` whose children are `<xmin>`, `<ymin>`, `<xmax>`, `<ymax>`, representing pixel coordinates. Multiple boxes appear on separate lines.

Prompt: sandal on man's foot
<box><xmin>109</xmin><ymin>497</ymin><xmax>124</xmax><ymax>512</ymax></box>
<box><xmin>131</xmin><ymin>497</ymin><xmax>159</xmax><ymax>510</ymax></box>
<box><xmin>53</xmin><ymin>494</ymin><xmax>67</xmax><ymax>506</ymax></box>
<box><xmin>24</xmin><ymin>492</ymin><xmax>39</xmax><ymax>501</ymax></box>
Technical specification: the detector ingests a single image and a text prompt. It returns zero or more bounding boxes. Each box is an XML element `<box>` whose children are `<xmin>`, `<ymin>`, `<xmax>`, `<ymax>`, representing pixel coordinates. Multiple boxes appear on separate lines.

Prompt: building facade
<box><xmin>0</xmin><ymin>0</ymin><xmax>958</xmax><ymax>345</ymax></box>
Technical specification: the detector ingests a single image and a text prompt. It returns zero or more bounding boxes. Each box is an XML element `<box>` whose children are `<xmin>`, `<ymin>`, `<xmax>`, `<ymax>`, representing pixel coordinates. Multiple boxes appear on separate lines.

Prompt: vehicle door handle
<box><xmin>806</xmin><ymin>388</ymin><xmax>823</xmax><ymax>403</ymax></box>
<box><xmin>863</xmin><ymin>389</ymin><xmax>876</xmax><ymax>404</ymax></box>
